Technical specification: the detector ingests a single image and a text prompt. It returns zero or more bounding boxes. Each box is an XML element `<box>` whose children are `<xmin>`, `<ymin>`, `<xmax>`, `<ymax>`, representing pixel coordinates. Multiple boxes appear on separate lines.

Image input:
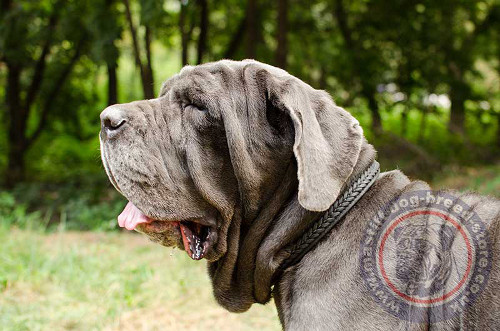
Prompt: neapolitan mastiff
<box><xmin>100</xmin><ymin>60</ymin><xmax>500</xmax><ymax>330</ymax></box>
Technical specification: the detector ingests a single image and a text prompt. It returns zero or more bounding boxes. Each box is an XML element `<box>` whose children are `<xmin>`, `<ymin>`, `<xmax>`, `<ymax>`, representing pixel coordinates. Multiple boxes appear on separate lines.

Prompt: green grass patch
<box><xmin>0</xmin><ymin>165</ymin><xmax>499</xmax><ymax>330</ymax></box>
<box><xmin>0</xmin><ymin>228</ymin><xmax>280</xmax><ymax>331</ymax></box>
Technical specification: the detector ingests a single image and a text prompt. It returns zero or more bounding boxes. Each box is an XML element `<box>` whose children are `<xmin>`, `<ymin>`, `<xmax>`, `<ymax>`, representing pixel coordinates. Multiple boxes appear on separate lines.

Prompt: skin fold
<box><xmin>100</xmin><ymin>60</ymin><xmax>500</xmax><ymax>330</ymax></box>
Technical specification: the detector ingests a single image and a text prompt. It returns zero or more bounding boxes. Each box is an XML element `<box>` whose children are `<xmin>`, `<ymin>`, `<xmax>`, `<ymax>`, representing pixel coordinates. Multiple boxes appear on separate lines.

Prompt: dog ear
<box><xmin>264</xmin><ymin>71</ymin><xmax>363</xmax><ymax>211</ymax></box>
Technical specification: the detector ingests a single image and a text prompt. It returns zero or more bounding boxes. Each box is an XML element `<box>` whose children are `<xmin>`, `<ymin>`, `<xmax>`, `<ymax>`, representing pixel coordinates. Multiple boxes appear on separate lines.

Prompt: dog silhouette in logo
<box><xmin>392</xmin><ymin>218</ymin><xmax>457</xmax><ymax>297</ymax></box>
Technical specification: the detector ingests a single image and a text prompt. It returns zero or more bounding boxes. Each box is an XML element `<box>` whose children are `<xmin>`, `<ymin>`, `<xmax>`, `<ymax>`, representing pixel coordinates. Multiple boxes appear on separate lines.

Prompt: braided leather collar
<box><xmin>277</xmin><ymin>160</ymin><xmax>380</xmax><ymax>274</ymax></box>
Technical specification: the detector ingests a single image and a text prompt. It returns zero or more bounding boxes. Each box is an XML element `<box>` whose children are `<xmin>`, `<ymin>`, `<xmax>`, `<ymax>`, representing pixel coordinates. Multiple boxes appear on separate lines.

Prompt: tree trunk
<box><xmin>319</xmin><ymin>66</ymin><xmax>327</xmax><ymax>90</ymax></box>
<box><xmin>366</xmin><ymin>93</ymin><xmax>383</xmax><ymax>134</ymax></box>
<box><xmin>401</xmin><ymin>107</ymin><xmax>408</xmax><ymax>137</ymax></box>
<box><xmin>245</xmin><ymin>0</ymin><xmax>257</xmax><ymax>58</ymax></box>
<box><xmin>196</xmin><ymin>0</ymin><xmax>208</xmax><ymax>64</ymax></box>
<box><xmin>3</xmin><ymin>3</ymin><xmax>76</xmax><ymax>186</ymax></box>
<box><xmin>104</xmin><ymin>0</ymin><xmax>119</xmax><ymax>105</ymax></box>
<box><xmin>448</xmin><ymin>100</ymin><xmax>465</xmax><ymax>135</ymax></box>
<box><xmin>275</xmin><ymin>0</ymin><xmax>287</xmax><ymax>69</ymax></box>
<box><xmin>1</xmin><ymin>0</ymin><xmax>11</xmax><ymax>12</ymax></box>
<box><xmin>497</xmin><ymin>114</ymin><xmax>500</xmax><ymax>148</ymax></box>
<box><xmin>123</xmin><ymin>0</ymin><xmax>154</xmax><ymax>98</ymax></box>
<box><xmin>180</xmin><ymin>0</ymin><xmax>189</xmax><ymax>66</ymax></box>
<box><xmin>6</xmin><ymin>139</ymin><xmax>26</xmax><ymax>188</ymax></box>
<box><xmin>418</xmin><ymin>107</ymin><xmax>428</xmax><ymax>143</ymax></box>
<box><xmin>143</xmin><ymin>26</ymin><xmax>155</xmax><ymax>99</ymax></box>
<box><xmin>334</xmin><ymin>0</ymin><xmax>382</xmax><ymax>134</ymax></box>
<box><xmin>6</xmin><ymin>144</ymin><xmax>26</xmax><ymax>188</ymax></box>
<box><xmin>448</xmin><ymin>85</ymin><xmax>466</xmax><ymax>135</ymax></box>
<box><xmin>107</xmin><ymin>62</ymin><xmax>118</xmax><ymax>105</ymax></box>
<box><xmin>5</xmin><ymin>64</ymin><xmax>27</xmax><ymax>187</ymax></box>
<box><xmin>28</xmin><ymin>38</ymin><xmax>85</xmax><ymax>146</ymax></box>
<box><xmin>123</xmin><ymin>0</ymin><xmax>143</xmax><ymax>70</ymax></box>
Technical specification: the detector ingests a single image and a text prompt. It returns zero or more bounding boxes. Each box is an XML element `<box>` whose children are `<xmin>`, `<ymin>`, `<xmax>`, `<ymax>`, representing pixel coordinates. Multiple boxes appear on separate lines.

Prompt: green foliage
<box><xmin>0</xmin><ymin>191</ymin><xmax>41</xmax><ymax>229</ymax></box>
<box><xmin>3</xmin><ymin>176</ymin><xmax>126</xmax><ymax>231</ymax></box>
<box><xmin>0</xmin><ymin>0</ymin><xmax>499</xmax><ymax>230</ymax></box>
<box><xmin>1</xmin><ymin>4</ymin><xmax>498</xmax><ymax>329</ymax></box>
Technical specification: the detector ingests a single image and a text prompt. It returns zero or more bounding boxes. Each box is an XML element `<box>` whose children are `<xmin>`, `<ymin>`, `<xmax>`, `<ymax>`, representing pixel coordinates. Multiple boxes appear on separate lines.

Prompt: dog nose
<box><xmin>100</xmin><ymin>105</ymin><xmax>127</xmax><ymax>138</ymax></box>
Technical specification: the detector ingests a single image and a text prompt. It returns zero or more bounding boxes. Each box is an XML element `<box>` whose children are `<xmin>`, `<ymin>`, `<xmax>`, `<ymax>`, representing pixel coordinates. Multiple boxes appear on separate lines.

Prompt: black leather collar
<box><xmin>276</xmin><ymin>160</ymin><xmax>380</xmax><ymax>275</ymax></box>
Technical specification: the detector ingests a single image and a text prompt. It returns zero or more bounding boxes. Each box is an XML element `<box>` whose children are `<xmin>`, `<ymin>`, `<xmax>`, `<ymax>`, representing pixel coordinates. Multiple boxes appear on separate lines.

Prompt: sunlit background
<box><xmin>0</xmin><ymin>0</ymin><xmax>499</xmax><ymax>330</ymax></box>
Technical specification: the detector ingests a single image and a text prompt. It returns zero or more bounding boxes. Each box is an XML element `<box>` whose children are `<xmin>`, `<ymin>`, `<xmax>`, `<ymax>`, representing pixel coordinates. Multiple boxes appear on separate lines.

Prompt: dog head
<box><xmin>99</xmin><ymin>59</ymin><xmax>364</xmax><ymax>294</ymax></box>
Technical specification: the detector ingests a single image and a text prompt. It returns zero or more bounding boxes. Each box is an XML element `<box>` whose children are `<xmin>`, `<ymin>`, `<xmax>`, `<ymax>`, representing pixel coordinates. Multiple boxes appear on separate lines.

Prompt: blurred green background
<box><xmin>0</xmin><ymin>0</ymin><xmax>499</xmax><ymax>330</ymax></box>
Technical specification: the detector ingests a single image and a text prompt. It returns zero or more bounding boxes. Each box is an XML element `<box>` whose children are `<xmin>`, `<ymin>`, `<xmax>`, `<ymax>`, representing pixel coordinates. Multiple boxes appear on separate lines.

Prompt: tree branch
<box><xmin>123</xmin><ymin>0</ymin><xmax>148</xmax><ymax>85</ymax></box>
<box><xmin>123</xmin><ymin>0</ymin><xmax>142</xmax><ymax>67</ymax></box>
<box><xmin>196</xmin><ymin>0</ymin><xmax>208</xmax><ymax>64</ymax></box>
<box><xmin>179</xmin><ymin>0</ymin><xmax>189</xmax><ymax>65</ymax></box>
<box><xmin>27</xmin><ymin>38</ymin><xmax>85</xmax><ymax>147</ymax></box>
<box><xmin>472</xmin><ymin>4</ymin><xmax>499</xmax><ymax>39</ymax></box>
<box><xmin>25</xmin><ymin>7</ymin><xmax>59</xmax><ymax>109</ymax></box>
<box><xmin>245</xmin><ymin>0</ymin><xmax>258</xmax><ymax>58</ymax></box>
<box><xmin>333</xmin><ymin>0</ymin><xmax>354</xmax><ymax>51</ymax></box>
<box><xmin>333</xmin><ymin>0</ymin><xmax>382</xmax><ymax>132</ymax></box>
<box><xmin>1</xmin><ymin>0</ymin><xmax>12</xmax><ymax>14</ymax></box>
<box><xmin>143</xmin><ymin>25</ymin><xmax>154</xmax><ymax>98</ymax></box>
<box><xmin>145</xmin><ymin>26</ymin><xmax>153</xmax><ymax>69</ymax></box>
<box><xmin>0</xmin><ymin>0</ymin><xmax>14</xmax><ymax>63</ymax></box>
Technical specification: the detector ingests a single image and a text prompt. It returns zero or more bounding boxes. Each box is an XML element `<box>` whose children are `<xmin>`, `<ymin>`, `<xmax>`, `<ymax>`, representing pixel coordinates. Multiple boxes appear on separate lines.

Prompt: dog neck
<box><xmin>253</xmin><ymin>138</ymin><xmax>378</xmax><ymax>298</ymax></box>
<box><xmin>275</xmin><ymin>159</ymin><xmax>380</xmax><ymax>274</ymax></box>
<box><xmin>207</xmin><ymin>139</ymin><xmax>377</xmax><ymax>313</ymax></box>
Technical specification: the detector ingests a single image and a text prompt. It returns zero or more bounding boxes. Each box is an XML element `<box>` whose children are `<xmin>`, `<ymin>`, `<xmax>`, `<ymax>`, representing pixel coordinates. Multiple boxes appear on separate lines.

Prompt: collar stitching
<box><xmin>277</xmin><ymin>160</ymin><xmax>380</xmax><ymax>273</ymax></box>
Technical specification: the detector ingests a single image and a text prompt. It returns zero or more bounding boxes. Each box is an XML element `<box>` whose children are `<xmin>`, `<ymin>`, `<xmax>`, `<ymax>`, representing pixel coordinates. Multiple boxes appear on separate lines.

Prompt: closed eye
<box><xmin>183</xmin><ymin>103</ymin><xmax>207</xmax><ymax>112</ymax></box>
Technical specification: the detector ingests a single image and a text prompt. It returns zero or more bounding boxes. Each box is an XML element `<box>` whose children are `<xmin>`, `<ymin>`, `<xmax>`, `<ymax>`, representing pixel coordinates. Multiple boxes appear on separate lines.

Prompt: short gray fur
<box><xmin>100</xmin><ymin>59</ymin><xmax>500</xmax><ymax>331</ymax></box>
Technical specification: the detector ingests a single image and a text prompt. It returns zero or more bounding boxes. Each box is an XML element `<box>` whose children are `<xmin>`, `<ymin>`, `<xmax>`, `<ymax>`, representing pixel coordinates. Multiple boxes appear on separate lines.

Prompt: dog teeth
<box><xmin>180</xmin><ymin>221</ymin><xmax>209</xmax><ymax>260</ymax></box>
<box><xmin>192</xmin><ymin>236</ymin><xmax>203</xmax><ymax>259</ymax></box>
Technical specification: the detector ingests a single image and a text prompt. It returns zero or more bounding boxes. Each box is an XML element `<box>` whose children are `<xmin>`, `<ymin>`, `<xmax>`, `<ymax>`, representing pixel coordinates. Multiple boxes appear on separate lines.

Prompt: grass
<box><xmin>432</xmin><ymin>163</ymin><xmax>500</xmax><ymax>197</ymax></box>
<box><xmin>0</xmin><ymin>228</ymin><xmax>280</xmax><ymax>331</ymax></box>
<box><xmin>1</xmin><ymin>164</ymin><xmax>499</xmax><ymax>331</ymax></box>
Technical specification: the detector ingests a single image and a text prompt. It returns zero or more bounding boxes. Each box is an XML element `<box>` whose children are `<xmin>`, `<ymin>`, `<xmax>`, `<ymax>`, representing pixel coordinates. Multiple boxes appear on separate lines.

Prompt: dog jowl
<box><xmin>100</xmin><ymin>60</ymin><xmax>500</xmax><ymax>329</ymax></box>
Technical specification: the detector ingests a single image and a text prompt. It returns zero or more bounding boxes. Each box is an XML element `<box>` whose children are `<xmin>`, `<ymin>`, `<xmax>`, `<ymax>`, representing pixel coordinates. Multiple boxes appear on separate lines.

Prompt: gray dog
<box><xmin>100</xmin><ymin>60</ymin><xmax>500</xmax><ymax>330</ymax></box>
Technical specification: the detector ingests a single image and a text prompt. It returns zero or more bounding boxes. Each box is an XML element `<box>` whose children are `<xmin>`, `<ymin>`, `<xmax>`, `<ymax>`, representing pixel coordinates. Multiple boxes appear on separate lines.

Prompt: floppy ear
<box><xmin>264</xmin><ymin>72</ymin><xmax>363</xmax><ymax>211</ymax></box>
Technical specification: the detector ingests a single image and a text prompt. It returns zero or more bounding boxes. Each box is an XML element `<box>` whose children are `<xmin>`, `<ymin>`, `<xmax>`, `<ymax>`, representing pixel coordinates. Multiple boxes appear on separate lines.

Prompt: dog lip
<box><xmin>145</xmin><ymin>213</ymin><xmax>216</xmax><ymax>228</ymax></box>
<box><xmin>100</xmin><ymin>141</ymin><xmax>123</xmax><ymax>195</ymax></box>
<box><xmin>137</xmin><ymin>218</ymin><xmax>216</xmax><ymax>260</ymax></box>
<box><xmin>137</xmin><ymin>220</ymin><xmax>180</xmax><ymax>234</ymax></box>
<box><xmin>141</xmin><ymin>216</ymin><xmax>213</xmax><ymax>227</ymax></box>
<box><xmin>117</xmin><ymin>201</ymin><xmax>217</xmax><ymax>259</ymax></box>
<box><xmin>180</xmin><ymin>217</ymin><xmax>215</xmax><ymax>227</ymax></box>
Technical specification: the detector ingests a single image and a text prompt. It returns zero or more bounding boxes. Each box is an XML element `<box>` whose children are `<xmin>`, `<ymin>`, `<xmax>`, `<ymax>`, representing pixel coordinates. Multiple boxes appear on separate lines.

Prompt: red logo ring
<box><xmin>378</xmin><ymin>210</ymin><xmax>473</xmax><ymax>304</ymax></box>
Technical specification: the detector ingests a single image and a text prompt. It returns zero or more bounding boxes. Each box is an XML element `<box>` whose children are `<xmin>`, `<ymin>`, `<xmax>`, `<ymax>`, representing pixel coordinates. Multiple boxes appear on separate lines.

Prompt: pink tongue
<box><xmin>118</xmin><ymin>202</ymin><xmax>153</xmax><ymax>230</ymax></box>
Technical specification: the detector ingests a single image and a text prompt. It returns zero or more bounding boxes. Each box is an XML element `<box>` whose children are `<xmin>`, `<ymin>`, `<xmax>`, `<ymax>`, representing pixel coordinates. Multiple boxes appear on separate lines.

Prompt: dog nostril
<box><xmin>103</xmin><ymin>118</ymin><xmax>126</xmax><ymax>131</ymax></box>
<box><xmin>100</xmin><ymin>105</ymin><xmax>128</xmax><ymax>138</ymax></box>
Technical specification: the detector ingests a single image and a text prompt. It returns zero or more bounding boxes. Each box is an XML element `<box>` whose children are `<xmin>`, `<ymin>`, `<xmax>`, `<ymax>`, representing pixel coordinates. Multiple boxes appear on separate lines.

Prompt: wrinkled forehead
<box><xmin>159</xmin><ymin>61</ymin><xmax>241</xmax><ymax>98</ymax></box>
<box><xmin>158</xmin><ymin>60</ymin><xmax>289</xmax><ymax>98</ymax></box>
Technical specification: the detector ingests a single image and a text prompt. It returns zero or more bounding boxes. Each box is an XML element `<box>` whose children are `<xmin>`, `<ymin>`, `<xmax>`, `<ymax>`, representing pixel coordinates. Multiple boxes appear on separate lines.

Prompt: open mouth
<box><xmin>117</xmin><ymin>201</ymin><xmax>215</xmax><ymax>260</ymax></box>
<box><xmin>178</xmin><ymin>221</ymin><xmax>214</xmax><ymax>260</ymax></box>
